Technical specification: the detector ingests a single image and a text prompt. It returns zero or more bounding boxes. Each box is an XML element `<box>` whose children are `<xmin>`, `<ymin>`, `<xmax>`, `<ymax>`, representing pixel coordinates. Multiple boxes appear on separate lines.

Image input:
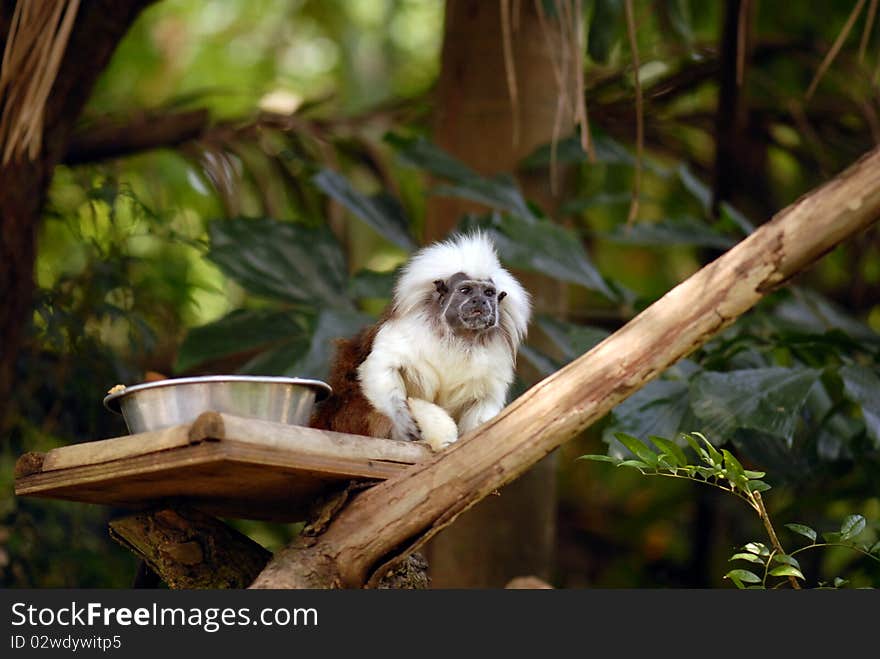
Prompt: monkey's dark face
<box><xmin>434</xmin><ymin>272</ymin><xmax>507</xmax><ymax>333</ymax></box>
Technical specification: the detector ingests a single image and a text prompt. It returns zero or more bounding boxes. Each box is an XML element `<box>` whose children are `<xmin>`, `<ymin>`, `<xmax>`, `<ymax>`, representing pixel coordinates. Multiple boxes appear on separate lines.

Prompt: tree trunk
<box><xmin>421</xmin><ymin>0</ymin><xmax>576</xmax><ymax>588</ymax></box>
<box><xmin>0</xmin><ymin>0</ymin><xmax>155</xmax><ymax>428</ymax></box>
<box><xmin>711</xmin><ymin>0</ymin><xmax>772</xmax><ymax>218</ymax></box>
<box><xmin>250</xmin><ymin>144</ymin><xmax>880</xmax><ymax>590</ymax></box>
<box><xmin>109</xmin><ymin>507</ymin><xmax>272</xmax><ymax>589</ymax></box>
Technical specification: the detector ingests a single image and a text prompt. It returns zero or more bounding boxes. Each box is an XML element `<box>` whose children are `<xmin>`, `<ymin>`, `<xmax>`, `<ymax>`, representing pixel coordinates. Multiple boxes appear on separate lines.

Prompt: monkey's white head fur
<box><xmin>392</xmin><ymin>231</ymin><xmax>531</xmax><ymax>348</ymax></box>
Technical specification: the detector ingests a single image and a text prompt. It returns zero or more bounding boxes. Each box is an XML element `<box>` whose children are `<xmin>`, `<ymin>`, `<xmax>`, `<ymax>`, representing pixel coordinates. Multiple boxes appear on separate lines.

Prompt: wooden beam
<box><xmin>14</xmin><ymin>412</ymin><xmax>431</xmax><ymax>522</ymax></box>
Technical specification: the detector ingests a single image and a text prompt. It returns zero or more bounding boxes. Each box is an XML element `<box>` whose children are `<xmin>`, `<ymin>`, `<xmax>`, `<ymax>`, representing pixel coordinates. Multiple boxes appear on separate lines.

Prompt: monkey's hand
<box><xmin>389</xmin><ymin>397</ymin><xmax>423</xmax><ymax>442</ymax></box>
<box><xmin>407</xmin><ymin>398</ymin><xmax>458</xmax><ymax>451</ymax></box>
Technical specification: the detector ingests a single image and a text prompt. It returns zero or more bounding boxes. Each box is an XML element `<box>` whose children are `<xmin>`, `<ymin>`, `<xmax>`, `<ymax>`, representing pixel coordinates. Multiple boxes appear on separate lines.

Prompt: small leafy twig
<box><xmin>753</xmin><ymin>490</ymin><xmax>801</xmax><ymax>589</ymax></box>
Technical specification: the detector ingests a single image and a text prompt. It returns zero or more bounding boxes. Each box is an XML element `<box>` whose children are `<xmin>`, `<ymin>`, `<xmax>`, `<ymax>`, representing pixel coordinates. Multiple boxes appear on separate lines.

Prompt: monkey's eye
<box><xmin>485</xmin><ymin>288</ymin><xmax>496</xmax><ymax>297</ymax></box>
<box><xmin>459</xmin><ymin>286</ymin><xmax>471</xmax><ymax>295</ymax></box>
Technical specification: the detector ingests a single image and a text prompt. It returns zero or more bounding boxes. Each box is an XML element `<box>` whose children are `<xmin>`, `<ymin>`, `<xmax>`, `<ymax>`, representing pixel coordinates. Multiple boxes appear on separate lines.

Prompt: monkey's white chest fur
<box><xmin>358</xmin><ymin>314</ymin><xmax>515</xmax><ymax>449</ymax></box>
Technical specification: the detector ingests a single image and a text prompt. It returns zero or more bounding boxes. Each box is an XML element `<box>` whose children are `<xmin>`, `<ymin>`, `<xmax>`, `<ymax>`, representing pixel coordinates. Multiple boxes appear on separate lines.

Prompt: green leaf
<box><xmin>683</xmin><ymin>433</ymin><xmax>711</xmax><ymax>463</ymax></box>
<box><xmin>773</xmin><ymin>288</ymin><xmax>879</xmax><ymax>342</ymax></box>
<box><xmin>869</xmin><ymin>540</ymin><xmax>880</xmax><ymax>555</ymax></box>
<box><xmin>601</xmin><ymin>217</ymin><xmax>735</xmax><ymax>250</ymax></box>
<box><xmin>663</xmin><ymin>0</ymin><xmax>694</xmax><ymax>49</ymax></box>
<box><xmin>387</xmin><ymin>134</ymin><xmax>479</xmax><ymax>183</ymax></box>
<box><xmin>485</xmin><ymin>214</ymin><xmax>617</xmax><ymax>299</ymax></box>
<box><xmin>691</xmin><ymin>432</ymin><xmax>723</xmax><ymax>467</ymax></box>
<box><xmin>677</xmin><ymin>164</ymin><xmax>712</xmax><ymax>212</ymax></box>
<box><xmin>720</xmin><ymin>449</ymin><xmax>749</xmax><ymax>490</ymax></box>
<box><xmin>434</xmin><ymin>176</ymin><xmax>538</xmax><ymax>220</ymax></box>
<box><xmin>719</xmin><ymin>201</ymin><xmax>756</xmax><ymax>234</ymax></box>
<box><xmin>520</xmin><ymin>134</ymin><xmax>603</xmax><ymax>170</ymax></box>
<box><xmin>577</xmin><ymin>454</ymin><xmax>620</xmax><ymax>463</ymax></box>
<box><xmin>729</xmin><ymin>552</ymin><xmax>765</xmax><ymax>565</ymax></box>
<box><xmin>290</xmin><ymin>308</ymin><xmax>374</xmax><ymax>381</ymax></box>
<box><xmin>348</xmin><ymin>268</ymin><xmax>397</xmax><ymax>300</ymax></box>
<box><xmin>518</xmin><ymin>344</ymin><xmax>560</xmax><ymax>378</ymax></box>
<box><xmin>588</xmin><ymin>0</ymin><xmax>624</xmax><ymax>63</ymax></box>
<box><xmin>175</xmin><ymin>309</ymin><xmax>305</xmax><ymax>373</ymax></box>
<box><xmin>724</xmin><ymin>569</ymin><xmax>761</xmax><ymax>585</ymax></box>
<box><xmin>313</xmin><ymin>171</ymin><xmax>416</xmax><ymax>252</ymax></box>
<box><xmin>238</xmin><ymin>335</ymin><xmax>311</xmax><ymax>376</ymax></box>
<box><xmin>521</xmin><ymin>130</ymin><xmax>669</xmax><ymax>175</ymax></box>
<box><xmin>840</xmin><ymin>514</ymin><xmax>866</xmax><ymax>541</ymax></box>
<box><xmin>744</xmin><ymin>542</ymin><xmax>770</xmax><ymax>557</ymax></box>
<box><xmin>535</xmin><ymin>315</ymin><xmax>610</xmax><ymax>363</ymax></box>
<box><xmin>746</xmin><ymin>480</ymin><xmax>771</xmax><ymax>493</ymax></box>
<box><xmin>388</xmin><ymin>135</ymin><xmax>537</xmax><ymax>221</ymax></box>
<box><xmin>605</xmin><ymin>381</ymin><xmax>691</xmax><ymax>449</ymax></box>
<box><xmin>721</xmin><ymin>449</ymin><xmax>745</xmax><ymax>478</ymax></box>
<box><xmin>617</xmin><ymin>459</ymin><xmax>650</xmax><ymax>471</ymax></box>
<box><xmin>208</xmin><ymin>218</ymin><xmax>352</xmax><ymax>308</ymax></box>
<box><xmin>839</xmin><ymin>365</ymin><xmax>880</xmax><ymax>449</ymax></box>
<box><xmin>768</xmin><ymin>565</ymin><xmax>805</xmax><ymax>580</ymax></box>
<box><xmin>562</xmin><ymin>192</ymin><xmax>634</xmax><ymax>214</ymax></box>
<box><xmin>785</xmin><ymin>523</ymin><xmax>817</xmax><ymax>543</ymax></box>
<box><xmin>743</xmin><ymin>469</ymin><xmax>766</xmax><ymax>479</ymax></box>
<box><xmin>731</xmin><ymin>430</ymin><xmax>806</xmax><ymax>483</ymax></box>
<box><xmin>693</xmin><ymin>466</ymin><xmax>717</xmax><ymax>480</ymax></box>
<box><xmin>649</xmin><ymin>436</ymin><xmax>688</xmax><ymax>468</ymax></box>
<box><xmin>771</xmin><ymin>554</ymin><xmax>801</xmax><ymax>569</ymax></box>
<box><xmin>724</xmin><ymin>573</ymin><xmax>745</xmax><ymax>589</ymax></box>
<box><xmin>833</xmin><ymin>577</ymin><xmax>849</xmax><ymax>588</ymax></box>
<box><xmin>689</xmin><ymin>367</ymin><xmax>822</xmax><ymax>443</ymax></box>
<box><xmin>614</xmin><ymin>433</ymin><xmax>660</xmax><ymax>467</ymax></box>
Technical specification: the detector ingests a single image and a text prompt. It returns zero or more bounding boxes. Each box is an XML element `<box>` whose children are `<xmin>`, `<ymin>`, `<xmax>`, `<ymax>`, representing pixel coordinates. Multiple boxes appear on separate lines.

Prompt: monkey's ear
<box><xmin>433</xmin><ymin>279</ymin><xmax>448</xmax><ymax>295</ymax></box>
<box><xmin>498</xmin><ymin>291</ymin><xmax>507</xmax><ymax>302</ymax></box>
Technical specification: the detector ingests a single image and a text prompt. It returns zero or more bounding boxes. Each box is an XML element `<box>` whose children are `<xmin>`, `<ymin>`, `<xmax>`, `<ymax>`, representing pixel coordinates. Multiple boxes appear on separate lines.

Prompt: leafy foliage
<box><xmin>581</xmin><ymin>432</ymin><xmax>880</xmax><ymax>588</ymax></box>
<box><xmin>582</xmin><ymin>431</ymin><xmax>772</xmax><ymax>506</ymax></box>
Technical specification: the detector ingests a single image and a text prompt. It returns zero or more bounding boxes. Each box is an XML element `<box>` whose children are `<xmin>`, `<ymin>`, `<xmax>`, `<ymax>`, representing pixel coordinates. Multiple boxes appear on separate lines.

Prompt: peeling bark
<box><xmin>109</xmin><ymin>507</ymin><xmax>271</xmax><ymax>589</ymax></box>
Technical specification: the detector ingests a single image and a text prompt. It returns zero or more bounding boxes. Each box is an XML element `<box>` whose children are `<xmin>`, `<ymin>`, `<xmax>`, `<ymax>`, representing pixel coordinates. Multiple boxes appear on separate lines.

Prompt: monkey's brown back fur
<box><xmin>309</xmin><ymin>319</ymin><xmax>391</xmax><ymax>438</ymax></box>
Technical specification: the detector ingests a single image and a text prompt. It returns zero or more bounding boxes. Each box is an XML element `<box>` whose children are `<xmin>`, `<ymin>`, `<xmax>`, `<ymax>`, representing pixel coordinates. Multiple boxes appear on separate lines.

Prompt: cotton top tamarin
<box><xmin>310</xmin><ymin>232</ymin><xmax>531</xmax><ymax>450</ymax></box>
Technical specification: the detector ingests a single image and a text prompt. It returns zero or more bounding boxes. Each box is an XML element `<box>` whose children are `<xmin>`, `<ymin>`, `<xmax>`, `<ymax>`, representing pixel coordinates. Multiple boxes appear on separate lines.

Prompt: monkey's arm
<box><xmin>357</xmin><ymin>328</ymin><xmax>422</xmax><ymax>442</ymax></box>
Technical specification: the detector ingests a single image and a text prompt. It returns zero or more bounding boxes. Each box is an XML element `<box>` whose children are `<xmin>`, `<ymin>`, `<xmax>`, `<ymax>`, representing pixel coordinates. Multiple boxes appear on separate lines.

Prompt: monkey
<box><xmin>310</xmin><ymin>231</ymin><xmax>531</xmax><ymax>451</ymax></box>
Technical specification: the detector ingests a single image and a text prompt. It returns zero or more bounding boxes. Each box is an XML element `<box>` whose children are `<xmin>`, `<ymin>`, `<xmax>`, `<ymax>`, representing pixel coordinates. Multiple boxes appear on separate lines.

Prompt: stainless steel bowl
<box><xmin>103</xmin><ymin>375</ymin><xmax>332</xmax><ymax>434</ymax></box>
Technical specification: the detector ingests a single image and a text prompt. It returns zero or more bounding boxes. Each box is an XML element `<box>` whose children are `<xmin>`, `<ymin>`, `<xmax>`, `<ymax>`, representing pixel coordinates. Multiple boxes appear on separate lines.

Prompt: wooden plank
<box><xmin>14</xmin><ymin>416</ymin><xmax>432</xmax><ymax>522</ymax></box>
<box><xmin>35</xmin><ymin>413</ymin><xmax>431</xmax><ymax>473</ymax></box>
<box><xmin>41</xmin><ymin>424</ymin><xmax>193</xmax><ymax>471</ymax></box>
<box><xmin>216</xmin><ymin>413</ymin><xmax>431</xmax><ymax>464</ymax></box>
<box><xmin>16</xmin><ymin>445</ymin><xmax>358</xmax><ymax>522</ymax></box>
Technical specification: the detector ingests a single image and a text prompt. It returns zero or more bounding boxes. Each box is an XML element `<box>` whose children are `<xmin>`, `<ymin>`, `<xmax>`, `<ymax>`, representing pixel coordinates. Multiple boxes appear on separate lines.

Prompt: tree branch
<box><xmin>109</xmin><ymin>506</ymin><xmax>272</xmax><ymax>589</ymax></box>
<box><xmin>63</xmin><ymin>109</ymin><xmax>210</xmax><ymax>165</ymax></box>
<box><xmin>250</xmin><ymin>145</ymin><xmax>880</xmax><ymax>589</ymax></box>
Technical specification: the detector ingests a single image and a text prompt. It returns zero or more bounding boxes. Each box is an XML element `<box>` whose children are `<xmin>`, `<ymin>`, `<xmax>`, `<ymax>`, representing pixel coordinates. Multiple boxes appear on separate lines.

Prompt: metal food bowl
<box><xmin>103</xmin><ymin>375</ymin><xmax>332</xmax><ymax>434</ymax></box>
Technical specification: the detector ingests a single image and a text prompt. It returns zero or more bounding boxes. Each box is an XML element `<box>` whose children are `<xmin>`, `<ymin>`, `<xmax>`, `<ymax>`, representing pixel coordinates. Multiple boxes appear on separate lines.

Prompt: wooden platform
<box><xmin>14</xmin><ymin>412</ymin><xmax>431</xmax><ymax>522</ymax></box>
